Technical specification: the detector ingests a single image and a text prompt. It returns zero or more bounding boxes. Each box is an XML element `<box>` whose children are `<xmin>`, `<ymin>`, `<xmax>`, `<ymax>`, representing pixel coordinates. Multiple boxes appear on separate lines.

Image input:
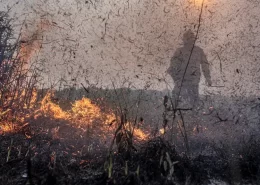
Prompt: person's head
<box><xmin>183</xmin><ymin>30</ymin><xmax>196</xmax><ymax>45</ymax></box>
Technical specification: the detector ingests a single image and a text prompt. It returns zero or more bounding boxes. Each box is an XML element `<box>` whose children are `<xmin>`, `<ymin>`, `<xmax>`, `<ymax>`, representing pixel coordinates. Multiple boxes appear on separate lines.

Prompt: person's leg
<box><xmin>172</xmin><ymin>83</ymin><xmax>181</xmax><ymax>109</ymax></box>
<box><xmin>190</xmin><ymin>85</ymin><xmax>200</xmax><ymax>133</ymax></box>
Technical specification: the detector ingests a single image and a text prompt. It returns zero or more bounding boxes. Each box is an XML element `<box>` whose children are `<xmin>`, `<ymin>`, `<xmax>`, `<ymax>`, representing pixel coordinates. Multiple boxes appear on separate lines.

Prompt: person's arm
<box><xmin>201</xmin><ymin>51</ymin><xmax>212</xmax><ymax>86</ymax></box>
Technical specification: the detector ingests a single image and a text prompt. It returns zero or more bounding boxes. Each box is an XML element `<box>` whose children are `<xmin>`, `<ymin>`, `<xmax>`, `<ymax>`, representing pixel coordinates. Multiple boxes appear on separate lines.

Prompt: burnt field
<box><xmin>1</xmin><ymin>88</ymin><xmax>260</xmax><ymax>185</ymax></box>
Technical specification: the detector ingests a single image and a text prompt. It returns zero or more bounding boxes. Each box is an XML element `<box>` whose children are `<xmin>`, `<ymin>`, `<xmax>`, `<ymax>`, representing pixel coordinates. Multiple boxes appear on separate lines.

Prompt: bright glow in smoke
<box><xmin>193</xmin><ymin>0</ymin><xmax>206</xmax><ymax>6</ymax></box>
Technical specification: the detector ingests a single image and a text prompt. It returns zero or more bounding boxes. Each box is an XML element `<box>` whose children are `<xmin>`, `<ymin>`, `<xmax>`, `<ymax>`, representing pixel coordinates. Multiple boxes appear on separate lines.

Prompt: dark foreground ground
<box><xmin>1</xmin><ymin>115</ymin><xmax>260</xmax><ymax>185</ymax></box>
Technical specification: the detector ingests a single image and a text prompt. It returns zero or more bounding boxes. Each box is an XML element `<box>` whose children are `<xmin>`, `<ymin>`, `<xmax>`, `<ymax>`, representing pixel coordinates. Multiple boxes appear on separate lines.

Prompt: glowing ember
<box><xmin>159</xmin><ymin>128</ymin><xmax>165</xmax><ymax>135</ymax></box>
<box><xmin>124</xmin><ymin>122</ymin><xmax>149</xmax><ymax>140</ymax></box>
<box><xmin>193</xmin><ymin>0</ymin><xmax>206</xmax><ymax>6</ymax></box>
<box><xmin>0</xmin><ymin>122</ymin><xmax>15</xmax><ymax>134</ymax></box>
<box><xmin>133</xmin><ymin>128</ymin><xmax>148</xmax><ymax>140</ymax></box>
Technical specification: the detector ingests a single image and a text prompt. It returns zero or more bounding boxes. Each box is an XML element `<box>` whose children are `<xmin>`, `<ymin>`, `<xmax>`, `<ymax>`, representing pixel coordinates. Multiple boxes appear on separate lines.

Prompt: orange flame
<box><xmin>133</xmin><ymin>128</ymin><xmax>148</xmax><ymax>140</ymax></box>
<box><xmin>0</xmin><ymin>88</ymin><xmax>38</xmax><ymax>134</ymax></box>
<box><xmin>39</xmin><ymin>92</ymin><xmax>68</xmax><ymax>119</ymax></box>
<box><xmin>36</xmin><ymin>92</ymin><xmax>148</xmax><ymax>141</ymax></box>
<box><xmin>71</xmin><ymin>97</ymin><xmax>106</xmax><ymax>126</ymax></box>
<box><xmin>0</xmin><ymin>122</ymin><xmax>15</xmax><ymax>134</ymax></box>
<box><xmin>124</xmin><ymin>122</ymin><xmax>148</xmax><ymax>141</ymax></box>
<box><xmin>0</xmin><ymin>89</ymin><xmax>149</xmax><ymax>141</ymax></box>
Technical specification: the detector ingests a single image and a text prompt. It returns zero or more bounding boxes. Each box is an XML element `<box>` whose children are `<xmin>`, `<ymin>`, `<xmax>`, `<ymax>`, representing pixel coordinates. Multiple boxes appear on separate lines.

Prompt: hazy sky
<box><xmin>1</xmin><ymin>0</ymin><xmax>260</xmax><ymax>97</ymax></box>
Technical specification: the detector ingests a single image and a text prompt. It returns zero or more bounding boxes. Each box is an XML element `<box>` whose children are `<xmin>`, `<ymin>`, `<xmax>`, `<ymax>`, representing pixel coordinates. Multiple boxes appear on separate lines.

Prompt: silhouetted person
<box><xmin>167</xmin><ymin>30</ymin><xmax>211</xmax><ymax>109</ymax></box>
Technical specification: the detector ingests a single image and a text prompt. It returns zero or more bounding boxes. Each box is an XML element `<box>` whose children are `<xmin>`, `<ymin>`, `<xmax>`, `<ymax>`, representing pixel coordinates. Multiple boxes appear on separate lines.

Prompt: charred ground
<box><xmin>1</xmin><ymin>87</ymin><xmax>260</xmax><ymax>185</ymax></box>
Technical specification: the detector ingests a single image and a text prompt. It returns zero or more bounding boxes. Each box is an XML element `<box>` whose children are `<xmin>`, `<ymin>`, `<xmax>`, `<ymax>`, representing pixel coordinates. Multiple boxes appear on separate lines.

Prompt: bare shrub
<box><xmin>0</xmin><ymin>11</ymin><xmax>40</xmax><ymax>130</ymax></box>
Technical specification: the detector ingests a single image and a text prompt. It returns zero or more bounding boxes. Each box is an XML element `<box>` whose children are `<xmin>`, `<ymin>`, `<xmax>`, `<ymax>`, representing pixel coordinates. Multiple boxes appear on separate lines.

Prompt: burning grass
<box><xmin>1</xmin><ymin>86</ymin><xmax>260</xmax><ymax>185</ymax></box>
<box><xmin>35</xmin><ymin>91</ymin><xmax>148</xmax><ymax>142</ymax></box>
<box><xmin>1</xmin><ymin>89</ymin><xmax>148</xmax><ymax>138</ymax></box>
<box><xmin>0</xmin><ymin>122</ymin><xmax>15</xmax><ymax>134</ymax></box>
<box><xmin>1</xmin><ymin>90</ymin><xmax>260</xmax><ymax>184</ymax></box>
